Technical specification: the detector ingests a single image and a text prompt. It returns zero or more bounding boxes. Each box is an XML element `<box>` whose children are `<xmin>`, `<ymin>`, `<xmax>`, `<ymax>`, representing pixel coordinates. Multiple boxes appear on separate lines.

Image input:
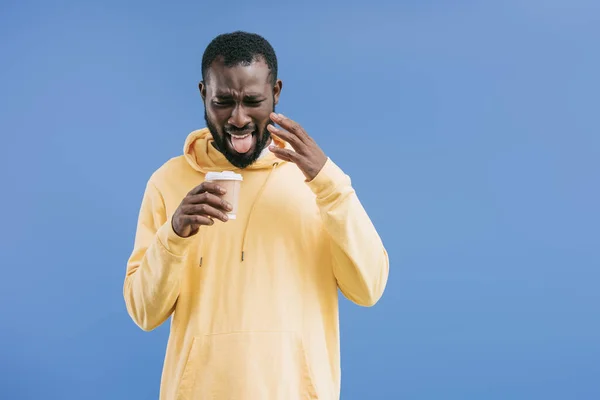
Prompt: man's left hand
<box><xmin>267</xmin><ymin>112</ymin><xmax>328</xmax><ymax>181</ymax></box>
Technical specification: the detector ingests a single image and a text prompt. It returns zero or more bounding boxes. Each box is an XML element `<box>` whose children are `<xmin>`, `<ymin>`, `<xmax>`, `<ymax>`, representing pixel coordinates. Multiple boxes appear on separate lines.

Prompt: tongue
<box><xmin>231</xmin><ymin>134</ymin><xmax>254</xmax><ymax>154</ymax></box>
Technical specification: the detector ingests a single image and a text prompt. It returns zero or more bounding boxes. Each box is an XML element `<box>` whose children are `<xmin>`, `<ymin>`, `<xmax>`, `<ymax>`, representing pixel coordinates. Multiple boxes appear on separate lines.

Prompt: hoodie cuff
<box><xmin>156</xmin><ymin>216</ymin><xmax>199</xmax><ymax>257</ymax></box>
<box><xmin>306</xmin><ymin>158</ymin><xmax>352</xmax><ymax>199</ymax></box>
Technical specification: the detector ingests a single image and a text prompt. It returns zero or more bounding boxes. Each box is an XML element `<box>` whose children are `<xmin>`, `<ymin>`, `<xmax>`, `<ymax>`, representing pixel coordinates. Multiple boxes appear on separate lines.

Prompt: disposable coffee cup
<box><xmin>204</xmin><ymin>171</ymin><xmax>243</xmax><ymax>220</ymax></box>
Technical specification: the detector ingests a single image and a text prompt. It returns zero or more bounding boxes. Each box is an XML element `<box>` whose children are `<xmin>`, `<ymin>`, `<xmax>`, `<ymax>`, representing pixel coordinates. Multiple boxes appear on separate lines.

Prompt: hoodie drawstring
<box><xmin>241</xmin><ymin>162</ymin><xmax>279</xmax><ymax>262</ymax></box>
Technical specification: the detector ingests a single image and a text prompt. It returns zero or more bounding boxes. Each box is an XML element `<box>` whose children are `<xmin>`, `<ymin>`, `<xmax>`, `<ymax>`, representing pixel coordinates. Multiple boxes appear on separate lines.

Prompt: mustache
<box><xmin>224</xmin><ymin>125</ymin><xmax>257</xmax><ymax>135</ymax></box>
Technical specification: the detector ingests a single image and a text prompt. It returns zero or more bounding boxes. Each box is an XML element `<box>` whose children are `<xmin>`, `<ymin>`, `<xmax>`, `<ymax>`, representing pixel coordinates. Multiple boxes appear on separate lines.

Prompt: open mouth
<box><xmin>227</xmin><ymin>131</ymin><xmax>257</xmax><ymax>154</ymax></box>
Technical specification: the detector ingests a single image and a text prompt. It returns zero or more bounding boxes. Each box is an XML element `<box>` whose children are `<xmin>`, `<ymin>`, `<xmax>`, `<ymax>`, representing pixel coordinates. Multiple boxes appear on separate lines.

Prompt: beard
<box><xmin>204</xmin><ymin>109</ymin><xmax>274</xmax><ymax>169</ymax></box>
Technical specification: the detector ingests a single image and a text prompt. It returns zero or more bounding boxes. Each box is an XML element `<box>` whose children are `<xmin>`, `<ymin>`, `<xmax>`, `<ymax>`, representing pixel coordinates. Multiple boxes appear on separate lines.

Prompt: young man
<box><xmin>123</xmin><ymin>31</ymin><xmax>389</xmax><ymax>400</ymax></box>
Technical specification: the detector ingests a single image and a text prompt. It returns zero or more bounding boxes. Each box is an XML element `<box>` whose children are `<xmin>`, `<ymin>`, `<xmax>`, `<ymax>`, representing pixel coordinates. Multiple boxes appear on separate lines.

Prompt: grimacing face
<box><xmin>200</xmin><ymin>57</ymin><xmax>282</xmax><ymax>169</ymax></box>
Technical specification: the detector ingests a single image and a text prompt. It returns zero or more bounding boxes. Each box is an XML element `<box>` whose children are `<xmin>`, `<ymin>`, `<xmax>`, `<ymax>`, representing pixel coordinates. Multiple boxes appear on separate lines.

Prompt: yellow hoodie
<box><xmin>123</xmin><ymin>128</ymin><xmax>389</xmax><ymax>400</ymax></box>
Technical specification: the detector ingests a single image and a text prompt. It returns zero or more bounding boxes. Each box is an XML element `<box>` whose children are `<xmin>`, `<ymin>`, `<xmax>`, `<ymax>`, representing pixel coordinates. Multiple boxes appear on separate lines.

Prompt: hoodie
<box><xmin>123</xmin><ymin>128</ymin><xmax>389</xmax><ymax>400</ymax></box>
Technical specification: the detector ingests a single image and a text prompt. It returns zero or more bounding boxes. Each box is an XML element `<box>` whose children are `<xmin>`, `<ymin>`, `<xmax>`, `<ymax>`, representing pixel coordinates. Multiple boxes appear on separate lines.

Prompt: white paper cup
<box><xmin>204</xmin><ymin>171</ymin><xmax>243</xmax><ymax>219</ymax></box>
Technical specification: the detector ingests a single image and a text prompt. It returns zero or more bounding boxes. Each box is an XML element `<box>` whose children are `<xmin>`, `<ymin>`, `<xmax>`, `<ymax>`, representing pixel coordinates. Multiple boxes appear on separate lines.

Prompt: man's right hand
<box><xmin>171</xmin><ymin>182</ymin><xmax>232</xmax><ymax>238</ymax></box>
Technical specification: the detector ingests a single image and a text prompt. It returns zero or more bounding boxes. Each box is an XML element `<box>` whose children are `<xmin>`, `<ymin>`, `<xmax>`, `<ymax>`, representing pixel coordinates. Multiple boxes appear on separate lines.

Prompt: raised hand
<box><xmin>267</xmin><ymin>112</ymin><xmax>328</xmax><ymax>181</ymax></box>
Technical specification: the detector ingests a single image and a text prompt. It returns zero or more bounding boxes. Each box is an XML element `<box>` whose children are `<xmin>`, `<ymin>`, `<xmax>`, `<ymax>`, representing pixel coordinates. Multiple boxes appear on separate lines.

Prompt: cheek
<box><xmin>253</xmin><ymin>104</ymin><xmax>275</xmax><ymax>128</ymax></box>
<box><xmin>255</xmin><ymin>117</ymin><xmax>271</xmax><ymax>133</ymax></box>
<box><xmin>207</xmin><ymin>107</ymin><xmax>229</xmax><ymax>126</ymax></box>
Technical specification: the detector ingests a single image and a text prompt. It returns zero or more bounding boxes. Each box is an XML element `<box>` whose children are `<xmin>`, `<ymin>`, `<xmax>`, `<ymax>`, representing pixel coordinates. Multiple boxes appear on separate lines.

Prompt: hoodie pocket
<box><xmin>176</xmin><ymin>331</ymin><xmax>319</xmax><ymax>400</ymax></box>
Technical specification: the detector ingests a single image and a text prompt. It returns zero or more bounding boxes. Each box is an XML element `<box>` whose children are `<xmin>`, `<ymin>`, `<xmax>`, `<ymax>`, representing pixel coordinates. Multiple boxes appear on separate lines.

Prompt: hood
<box><xmin>183</xmin><ymin>128</ymin><xmax>289</xmax><ymax>173</ymax></box>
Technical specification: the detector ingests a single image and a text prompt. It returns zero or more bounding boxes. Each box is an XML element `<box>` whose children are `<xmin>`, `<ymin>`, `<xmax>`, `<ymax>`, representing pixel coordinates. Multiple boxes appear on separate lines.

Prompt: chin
<box><xmin>219</xmin><ymin>134</ymin><xmax>264</xmax><ymax>169</ymax></box>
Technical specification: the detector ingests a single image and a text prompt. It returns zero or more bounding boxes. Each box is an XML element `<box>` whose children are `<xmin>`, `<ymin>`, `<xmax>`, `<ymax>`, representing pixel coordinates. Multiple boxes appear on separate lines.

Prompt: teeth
<box><xmin>231</xmin><ymin>133</ymin><xmax>250</xmax><ymax>139</ymax></box>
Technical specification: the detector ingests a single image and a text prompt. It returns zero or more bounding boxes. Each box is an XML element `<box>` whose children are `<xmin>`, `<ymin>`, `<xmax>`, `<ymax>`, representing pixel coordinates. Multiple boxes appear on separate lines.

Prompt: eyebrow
<box><xmin>214</xmin><ymin>92</ymin><xmax>265</xmax><ymax>99</ymax></box>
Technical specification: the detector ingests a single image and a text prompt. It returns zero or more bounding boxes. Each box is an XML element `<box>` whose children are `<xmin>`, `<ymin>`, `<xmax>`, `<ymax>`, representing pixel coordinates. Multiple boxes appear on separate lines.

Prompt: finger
<box><xmin>270</xmin><ymin>113</ymin><xmax>309</xmax><ymax>144</ymax></box>
<box><xmin>183</xmin><ymin>203</ymin><xmax>229</xmax><ymax>222</ymax></box>
<box><xmin>187</xmin><ymin>181</ymin><xmax>227</xmax><ymax>196</ymax></box>
<box><xmin>267</xmin><ymin>124</ymin><xmax>303</xmax><ymax>150</ymax></box>
<box><xmin>268</xmin><ymin>145</ymin><xmax>300</xmax><ymax>163</ymax></box>
<box><xmin>181</xmin><ymin>214</ymin><xmax>215</xmax><ymax>227</ymax></box>
<box><xmin>185</xmin><ymin>192</ymin><xmax>232</xmax><ymax>211</ymax></box>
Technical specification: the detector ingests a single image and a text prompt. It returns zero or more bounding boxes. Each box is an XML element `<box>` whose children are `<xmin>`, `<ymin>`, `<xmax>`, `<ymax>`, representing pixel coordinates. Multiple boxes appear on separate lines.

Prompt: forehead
<box><xmin>205</xmin><ymin>57</ymin><xmax>272</xmax><ymax>95</ymax></box>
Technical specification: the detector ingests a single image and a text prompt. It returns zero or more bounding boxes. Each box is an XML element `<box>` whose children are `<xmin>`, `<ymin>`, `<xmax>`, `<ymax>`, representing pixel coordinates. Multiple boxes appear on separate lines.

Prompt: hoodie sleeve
<box><xmin>306</xmin><ymin>158</ymin><xmax>389</xmax><ymax>307</ymax></box>
<box><xmin>123</xmin><ymin>180</ymin><xmax>199</xmax><ymax>331</ymax></box>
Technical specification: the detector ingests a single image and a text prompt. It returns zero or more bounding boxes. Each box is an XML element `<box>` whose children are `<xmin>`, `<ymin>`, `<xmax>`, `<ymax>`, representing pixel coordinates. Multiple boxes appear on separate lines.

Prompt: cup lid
<box><xmin>205</xmin><ymin>171</ymin><xmax>243</xmax><ymax>181</ymax></box>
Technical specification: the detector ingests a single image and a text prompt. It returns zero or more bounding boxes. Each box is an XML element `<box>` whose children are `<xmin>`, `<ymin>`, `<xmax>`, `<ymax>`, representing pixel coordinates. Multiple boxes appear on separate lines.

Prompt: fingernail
<box><xmin>278</xmin><ymin>113</ymin><xmax>284</xmax><ymax>118</ymax></box>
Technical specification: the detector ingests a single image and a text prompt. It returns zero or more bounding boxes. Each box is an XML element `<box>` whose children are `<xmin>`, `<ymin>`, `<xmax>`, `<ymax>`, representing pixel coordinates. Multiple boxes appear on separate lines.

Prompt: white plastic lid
<box><xmin>205</xmin><ymin>171</ymin><xmax>243</xmax><ymax>181</ymax></box>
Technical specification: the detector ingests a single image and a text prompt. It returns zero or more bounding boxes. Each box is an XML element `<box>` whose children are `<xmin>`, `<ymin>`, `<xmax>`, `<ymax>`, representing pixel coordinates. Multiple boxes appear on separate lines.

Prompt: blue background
<box><xmin>1</xmin><ymin>1</ymin><xmax>599</xmax><ymax>399</ymax></box>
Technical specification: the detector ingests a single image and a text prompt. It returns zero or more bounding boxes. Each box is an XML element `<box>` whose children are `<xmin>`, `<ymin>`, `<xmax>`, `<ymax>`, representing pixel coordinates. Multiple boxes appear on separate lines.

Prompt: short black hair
<box><xmin>201</xmin><ymin>31</ymin><xmax>278</xmax><ymax>85</ymax></box>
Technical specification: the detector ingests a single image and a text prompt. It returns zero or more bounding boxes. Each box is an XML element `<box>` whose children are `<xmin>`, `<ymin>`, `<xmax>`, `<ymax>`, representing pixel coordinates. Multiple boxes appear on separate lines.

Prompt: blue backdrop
<box><xmin>1</xmin><ymin>1</ymin><xmax>599</xmax><ymax>399</ymax></box>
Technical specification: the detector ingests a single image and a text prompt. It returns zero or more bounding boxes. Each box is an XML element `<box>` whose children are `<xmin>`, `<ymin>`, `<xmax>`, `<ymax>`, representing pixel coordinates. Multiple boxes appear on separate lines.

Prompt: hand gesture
<box><xmin>267</xmin><ymin>113</ymin><xmax>328</xmax><ymax>181</ymax></box>
<box><xmin>171</xmin><ymin>182</ymin><xmax>232</xmax><ymax>238</ymax></box>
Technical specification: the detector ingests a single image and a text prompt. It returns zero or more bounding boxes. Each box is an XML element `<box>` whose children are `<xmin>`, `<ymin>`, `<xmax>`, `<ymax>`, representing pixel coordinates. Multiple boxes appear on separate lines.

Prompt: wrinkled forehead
<box><xmin>205</xmin><ymin>57</ymin><xmax>272</xmax><ymax>96</ymax></box>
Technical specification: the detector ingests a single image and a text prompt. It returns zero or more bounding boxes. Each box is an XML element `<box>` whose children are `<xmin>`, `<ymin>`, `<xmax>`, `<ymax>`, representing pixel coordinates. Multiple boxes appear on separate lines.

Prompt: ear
<box><xmin>199</xmin><ymin>81</ymin><xmax>206</xmax><ymax>101</ymax></box>
<box><xmin>273</xmin><ymin>79</ymin><xmax>283</xmax><ymax>105</ymax></box>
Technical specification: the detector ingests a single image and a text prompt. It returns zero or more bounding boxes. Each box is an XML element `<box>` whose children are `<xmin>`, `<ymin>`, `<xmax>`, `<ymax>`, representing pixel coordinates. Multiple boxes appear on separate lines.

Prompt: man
<box><xmin>123</xmin><ymin>31</ymin><xmax>389</xmax><ymax>400</ymax></box>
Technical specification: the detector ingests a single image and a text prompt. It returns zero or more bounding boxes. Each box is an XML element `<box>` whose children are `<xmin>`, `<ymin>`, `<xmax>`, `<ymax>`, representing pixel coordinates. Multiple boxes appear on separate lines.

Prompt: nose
<box><xmin>228</xmin><ymin>105</ymin><xmax>252</xmax><ymax>128</ymax></box>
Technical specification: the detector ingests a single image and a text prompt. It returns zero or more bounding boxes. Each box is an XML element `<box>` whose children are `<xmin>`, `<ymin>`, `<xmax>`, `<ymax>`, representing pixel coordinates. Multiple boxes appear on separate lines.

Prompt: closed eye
<box><xmin>244</xmin><ymin>99</ymin><xmax>264</xmax><ymax>107</ymax></box>
<box><xmin>212</xmin><ymin>98</ymin><xmax>264</xmax><ymax>107</ymax></box>
<box><xmin>213</xmin><ymin>100</ymin><xmax>233</xmax><ymax>107</ymax></box>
